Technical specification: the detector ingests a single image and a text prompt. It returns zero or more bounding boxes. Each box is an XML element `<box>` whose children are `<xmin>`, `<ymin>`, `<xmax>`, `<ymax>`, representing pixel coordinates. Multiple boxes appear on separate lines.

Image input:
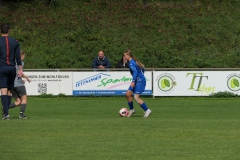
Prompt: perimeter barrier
<box><xmin>23</xmin><ymin>68</ymin><xmax>240</xmax><ymax>97</ymax></box>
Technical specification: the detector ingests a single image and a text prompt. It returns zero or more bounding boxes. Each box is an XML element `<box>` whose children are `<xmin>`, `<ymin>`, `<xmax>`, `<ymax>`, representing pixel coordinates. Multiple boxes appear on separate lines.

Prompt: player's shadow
<box><xmin>11</xmin><ymin>116</ymin><xmax>28</xmax><ymax>119</ymax></box>
<box><xmin>131</xmin><ymin>115</ymin><xmax>144</xmax><ymax>117</ymax></box>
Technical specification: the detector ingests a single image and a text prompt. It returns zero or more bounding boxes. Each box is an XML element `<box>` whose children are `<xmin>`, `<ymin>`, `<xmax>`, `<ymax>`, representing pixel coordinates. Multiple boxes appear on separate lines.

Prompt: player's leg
<box><xmin>134</xmin><ymin>81</ymin><xmax>152</xmax><ymax>118</ymax></box>
<box><xmin>19</xmin><ymin>95</ymin><xmax>27</xmax><ymax>119</ymax></box>
<box><xmin>1</xmin><ymin>88</ymin><xmax>9</xmax><ymax>120</ymax></box>
<box><xmin>9</xmin><ymin>98</ymin><xmax>21</xmax><ymax>108</ymax></box>
<box><xmin>126</xmin><ymin>86</ymin><xmax>135</xmax><ymax>117</ymax></box>
<box><xmin>2</xmin><ymin>89</ymin><xmax>14</xmax><ymax>117</ymax></box>
<box><xmin>133</xmin><ymin>94</ymin><xmax>152</xmax><ymax>117</ymax></box>
<box><xmin>9</xmin><ymin>88</ymin><xmax>21</xmax><ymax>108</ymax></box>
<box><xmin>3</xmin><ymin>66</ymin><xmax>16</xmax><ymax>119</ymax></box>
<box><xmin>7</xmin><ymin>89</ymin><xmax>12</xmax><ymax>109</ymax></box>
<box><xmin>0</xmin><ymin>67</ymin><xmax>11</xmax><ymax>120</ymax></box>
<box><xmin>2</xmin><ymin>89</ymin><xmax>13</xmax><ymax>118</ymax></box>
<box><xmin>17</xmin><ymin>86</ymin><xmax>27</xmax><ymax>119</ymax></box>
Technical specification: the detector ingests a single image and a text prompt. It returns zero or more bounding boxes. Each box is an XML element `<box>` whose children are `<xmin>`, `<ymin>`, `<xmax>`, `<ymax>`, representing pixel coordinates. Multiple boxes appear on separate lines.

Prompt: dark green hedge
<box><xmin>1</xmin><ymin>0</ymin><xmax>240</xmax><ymax>68</ymax></box>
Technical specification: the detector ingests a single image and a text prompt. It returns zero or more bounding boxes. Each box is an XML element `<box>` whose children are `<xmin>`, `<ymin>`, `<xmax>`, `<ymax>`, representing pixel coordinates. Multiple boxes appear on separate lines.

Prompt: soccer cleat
<box><xmin>143</xmin><ymin>109</ymin><xmax>152</xmax><ymax>118</ymax></box>
<box><xmin>2</xmin><ymin>115</ymin><xmax>10</xmax><ymax>120</ymax></box>
<box><xmin>127</xmin><ymin>109</ymin><xmax>135</xmax><ymax>117</ymax></box>
<box><xmin>19</xmin><ymin>114</ymin><xmax>27</xmax><ymax>119</ymax></box>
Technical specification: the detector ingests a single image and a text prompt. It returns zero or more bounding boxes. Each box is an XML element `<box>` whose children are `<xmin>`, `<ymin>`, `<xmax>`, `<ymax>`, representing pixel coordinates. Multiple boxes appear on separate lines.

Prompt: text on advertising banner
<box><xmin>72</xmin><ymin>71</ymin><xmax>152</xmax><ymax>96</ymax></box>
<box><xmin>24</xmin><ymin>72</ymin><xmax>73</xmax><ymax>95</ymax></box>
<box><xmin>153</xmin><ymin>71</ymin><xmax>240</xmax><ymax>96</ymax></box>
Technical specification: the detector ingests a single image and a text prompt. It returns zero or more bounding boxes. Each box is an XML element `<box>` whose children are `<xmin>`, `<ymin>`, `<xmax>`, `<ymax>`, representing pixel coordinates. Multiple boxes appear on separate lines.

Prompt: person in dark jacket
<box><xmin>0</xmin><ymin>23</ymin><xmax>23</xmax><ymax>120</ymax></box>
<box><xmin>92</xmin><ymin>51</ymin><xmax>111</xmax><ymax>68</ymax></box>
<box><xmin>115</xmin><ymin>55</ymin><xmax>129</xmax><ymax>68</ymax></box>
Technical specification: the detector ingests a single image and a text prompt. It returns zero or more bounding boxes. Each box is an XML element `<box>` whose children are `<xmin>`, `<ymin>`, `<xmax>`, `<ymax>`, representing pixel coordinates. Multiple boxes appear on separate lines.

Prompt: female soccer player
<box><xmin>124</xmin><ymin>50</ymin><xmax>152</xmax><ymax>118</ymax></box>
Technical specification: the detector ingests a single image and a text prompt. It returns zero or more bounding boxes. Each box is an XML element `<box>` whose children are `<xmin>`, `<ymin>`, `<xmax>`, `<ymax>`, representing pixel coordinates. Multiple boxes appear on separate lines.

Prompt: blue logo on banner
<box><xmin>75</xmin><ymin>73</ymin><xmax>110</xmax><ymax>87</ymax></box>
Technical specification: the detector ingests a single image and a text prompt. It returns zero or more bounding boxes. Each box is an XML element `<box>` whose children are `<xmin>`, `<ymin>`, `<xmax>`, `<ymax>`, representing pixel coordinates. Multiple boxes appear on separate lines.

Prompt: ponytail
<box><xmin>124</xmin><ymin>50</ymin><xmax>144</xmax><ymax>69</ymax></box>
<box><xmin>132</xmin><ymin>55</ymin><xmax>144</xmax><ymax>69</ymax></box>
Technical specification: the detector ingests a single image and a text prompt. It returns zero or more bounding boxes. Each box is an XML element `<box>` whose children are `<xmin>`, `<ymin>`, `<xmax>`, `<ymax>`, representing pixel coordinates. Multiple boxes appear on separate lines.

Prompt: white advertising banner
<box><xmin>73</xmin><ymin>71</ymin><xmax>152</xmax><ymax>96</ymax></box>
<box><xmin>24</xmin><ymin>72</ymin><xmax>72</xmax><ymax>95</ymax></box>
<box><xmin>153</xmin><ymin>71</ymin><xmax>240</xmax><ymax>96</ymax></box>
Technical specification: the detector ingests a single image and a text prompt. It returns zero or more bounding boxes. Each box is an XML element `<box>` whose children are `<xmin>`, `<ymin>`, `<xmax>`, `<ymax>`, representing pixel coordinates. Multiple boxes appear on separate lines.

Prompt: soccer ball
<box><xmin>119</xmin><ymin>108</ymin><xmax>129</xmax><ymax>117</ymax></box>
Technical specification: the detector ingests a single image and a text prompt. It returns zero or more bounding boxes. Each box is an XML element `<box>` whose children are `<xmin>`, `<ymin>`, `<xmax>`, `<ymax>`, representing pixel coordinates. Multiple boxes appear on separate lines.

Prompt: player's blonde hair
<box><xmin>124</xmin><ymin>50</ymin><xmax>144</xmax><ymax>69</ymax></box>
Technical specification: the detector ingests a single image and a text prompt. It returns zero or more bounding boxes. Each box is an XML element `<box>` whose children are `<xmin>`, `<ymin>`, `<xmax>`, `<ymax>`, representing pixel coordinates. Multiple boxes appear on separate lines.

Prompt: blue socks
<box><xmin>140</xmin><ymin>102</ymin><xmax>149</xmax><ymax>111</ymax></box>
<box><xmin>1</xmin><ymin>95</ymin><xmax>9</xmax><ymax>115</ymax></box>
<box><xmin>128</xmin><ymin>102</ymin><xmax>149</xmax><ymax>111</ymax></box>
<box><xmin>128</xmin><ymin>102</ymin><xmax>134</xmax><ymax>110</ymax></box>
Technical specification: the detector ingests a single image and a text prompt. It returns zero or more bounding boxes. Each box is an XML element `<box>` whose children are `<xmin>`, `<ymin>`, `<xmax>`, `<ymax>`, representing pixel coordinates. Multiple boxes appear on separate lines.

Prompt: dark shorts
<box><xmin>0</xmin><ymin>66</ymin><xmax>16</xmax><ymax>89</ymax></box>
<box><xmin>11</xmin><ymin>86</ymin><xmax>27</xmax><ymax>99</ymax></box>
<box><xmin>128</xmin><ymin>80</ymin><xmax>146</xmax><ymax>94</ymax></box>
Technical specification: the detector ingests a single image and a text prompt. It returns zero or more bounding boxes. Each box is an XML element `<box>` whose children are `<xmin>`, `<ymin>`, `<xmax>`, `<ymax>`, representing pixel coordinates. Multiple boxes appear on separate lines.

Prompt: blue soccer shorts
<box><xmin>0</xmin><ymin>66</ymin><xmax>16</xmax><ymax>89</ymax></box>
<box><xmin>128</xmin><ymin>81</ymin><xmax>146</xmax><ymax>94</ymax></box>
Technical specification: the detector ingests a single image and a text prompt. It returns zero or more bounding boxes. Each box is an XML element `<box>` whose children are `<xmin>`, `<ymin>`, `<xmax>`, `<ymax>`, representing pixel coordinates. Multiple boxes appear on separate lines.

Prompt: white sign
<box><xmin>24</xmin><ymin>72</ymin><xmax>72</xmax><ymax>95</ymax></box>
<box><xmin>73</xmin><ymin>71</ymin><xmax>152</xmax><ymax>96</ymax></box>
<box><xmin>153</xmin><ymin>71</ymin><xmax>240</xmax><ymax>96</ymax></box>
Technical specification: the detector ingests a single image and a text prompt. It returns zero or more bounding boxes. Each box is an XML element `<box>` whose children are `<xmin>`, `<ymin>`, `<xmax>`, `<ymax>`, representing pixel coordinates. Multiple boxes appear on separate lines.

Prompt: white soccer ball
<box><xmin>119</xmin><ymin>108</ymin><xmax>129</xmax><ymax>117</ymax></box>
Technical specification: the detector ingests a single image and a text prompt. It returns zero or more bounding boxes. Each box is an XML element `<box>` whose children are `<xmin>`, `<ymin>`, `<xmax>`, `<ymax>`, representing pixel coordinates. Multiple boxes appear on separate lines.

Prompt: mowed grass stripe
<box><xmin>0</xmin><ymin>97</ymin><xmax>239</xmax><ymax>160</ymax></box>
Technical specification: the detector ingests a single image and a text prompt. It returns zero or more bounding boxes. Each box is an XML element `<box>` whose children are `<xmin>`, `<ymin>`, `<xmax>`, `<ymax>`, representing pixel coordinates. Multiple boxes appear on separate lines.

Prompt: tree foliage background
<box><xmin>0</xmin><ymin>0</ymin><xmax>240</xmax><ymax>68</ymax></box>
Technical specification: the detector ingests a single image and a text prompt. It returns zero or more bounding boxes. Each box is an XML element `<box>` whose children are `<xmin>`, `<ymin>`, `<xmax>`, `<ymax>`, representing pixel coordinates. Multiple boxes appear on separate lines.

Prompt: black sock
<box><xmin>1</xmin><ymin>95</ymin><xmax>9</xmax><ymax>115</ymax></box>
<box><xmin>7</xmin><ymin>96</ymin><xmax>12</xmax><ymax>107</ymax></box>
<box><xmin>20</xmin><ymin>104</ymin><xmax>26</xmax><ymax>113</ymax></box>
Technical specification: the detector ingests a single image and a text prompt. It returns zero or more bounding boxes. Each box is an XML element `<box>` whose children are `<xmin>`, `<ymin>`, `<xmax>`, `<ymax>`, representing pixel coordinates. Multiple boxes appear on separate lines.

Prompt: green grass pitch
<box><xmin>0</xmin><ymin>97</ymin><xmax>239</xmax><ymax>160</ymax></box>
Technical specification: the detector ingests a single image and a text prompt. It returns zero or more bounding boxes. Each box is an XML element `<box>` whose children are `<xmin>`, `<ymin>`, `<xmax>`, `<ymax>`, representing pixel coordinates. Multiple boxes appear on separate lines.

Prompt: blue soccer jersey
<box><xmin>128</xmin><ymin>59</ymin><xmax>146</xmax><ymax>94</ymax></box>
